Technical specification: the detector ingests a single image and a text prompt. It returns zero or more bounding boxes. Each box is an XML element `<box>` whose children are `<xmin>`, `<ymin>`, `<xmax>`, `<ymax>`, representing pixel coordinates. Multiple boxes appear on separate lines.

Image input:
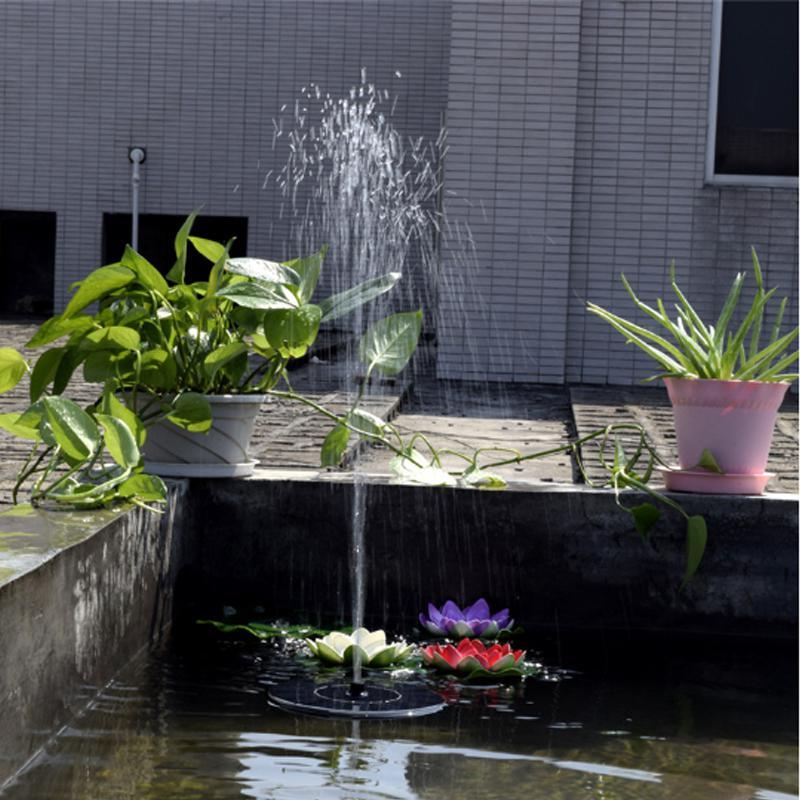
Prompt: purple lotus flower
<box><xmin>419</xmin><ymin>598</ymin><xmax>513</xmax><ymax>639</ymax></box>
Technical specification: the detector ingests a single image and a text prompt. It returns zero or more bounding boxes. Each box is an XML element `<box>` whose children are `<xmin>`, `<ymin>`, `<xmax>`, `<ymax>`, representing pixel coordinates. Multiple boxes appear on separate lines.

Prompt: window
<box><xmin>102</xmin><ymin>214</ymin><xmax>249</xmax><ymax>284</ymax></box>
<box><xmin>706</xmin><ymin>0</ymin><xmax>798</xmax><ymax>185</ymax></box>
<box><xmin>0</xmin><ymin>210</ymin><xmax>56</xmax><ymax>316</ymax></box>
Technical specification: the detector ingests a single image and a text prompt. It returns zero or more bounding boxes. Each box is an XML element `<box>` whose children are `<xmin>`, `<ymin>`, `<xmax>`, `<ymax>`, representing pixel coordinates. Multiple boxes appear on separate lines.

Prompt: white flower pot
<box><xmin>142</xmin><ymin>394</ymin><xmax>265</xmax><ymax>478</ymax></box>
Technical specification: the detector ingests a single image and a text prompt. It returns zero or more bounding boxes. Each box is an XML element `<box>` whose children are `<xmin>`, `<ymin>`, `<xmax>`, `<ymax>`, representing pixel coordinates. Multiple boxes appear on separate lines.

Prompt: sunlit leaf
<box><xmin>166</xmin><ymin>392</ymin><xmax>212</xmax><ymax>433</ymax></box>
<box><xmin>321</xmin><ymin>423</ymin><xmax>351</xmax><ymax>467</ymax></box>
<box><xmin>0</xmin><ymin>348</ymin><xmax>27</xmax><ymax>394</ymax></box>
<box><xmin>121</xmin><ymin>245</ymin><xmax>168</xmax><ymax>295</ymax></box>
<box><xmin>41</xmin><ymin>396</ymin><xmax>100</xmax><ymax>462</ymax></box>
<box><xmin>95</xmin><ymin>413</ymin><xmax>140</xmax><ymax>468</ymax></box>
<box><xmin>319</xmin><ymin>271</ymin><xmax>401</xmax><ymax>322</ymax></box>
<box><xmin>263</xmin><ymin>305</ymin><xmax>322</xmax><ymax>358</ymax></box>
<box><xmin>62</xmin><ymin>264</ymin><xmax>135</xmax><ymax>318</ymax></box>
<box><xmin>359</xmin><ymin>310</ymin><xmax>422</xmax><ymax>377</ymax></box>
<box><xmin>694</xmin><ymin>449</ymin><xmax>723</xmax><ymax>474</ymax></box>
<box><xmin>26</xmin><ymin>315</ymin><xmax>94</xmax><ymax>348</ymax></box>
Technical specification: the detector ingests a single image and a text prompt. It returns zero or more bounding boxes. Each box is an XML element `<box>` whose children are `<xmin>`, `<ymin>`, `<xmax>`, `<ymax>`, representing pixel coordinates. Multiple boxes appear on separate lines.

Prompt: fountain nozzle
<box><xmin>349</xmin><ymin>680</ymin><xmax>367</xmax><ymax>700</ymax></box>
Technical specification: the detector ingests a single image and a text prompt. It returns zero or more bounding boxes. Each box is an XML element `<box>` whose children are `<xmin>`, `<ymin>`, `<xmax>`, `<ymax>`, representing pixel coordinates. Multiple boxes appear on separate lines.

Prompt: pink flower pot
<box><xmin>663</xmin><ymin>378</ymin><xmax>789</xmax><ymax>475</ymax></box>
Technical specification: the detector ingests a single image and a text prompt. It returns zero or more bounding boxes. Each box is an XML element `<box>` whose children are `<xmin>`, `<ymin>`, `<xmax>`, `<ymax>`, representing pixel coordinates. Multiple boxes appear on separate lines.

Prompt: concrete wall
<box><xmin>179</xmin><ymin>475</ymin><xmax>799</xmax><ymax>640</ymax></box>
<box><xmin>0</xmin><ymin>484</ymin><xmax>186</xmax><ymax>787</ymax></box>
<box><xmin>0</xmin><ymin>0</ymin><xmax>796</xmax><ymax>385</ymax></box>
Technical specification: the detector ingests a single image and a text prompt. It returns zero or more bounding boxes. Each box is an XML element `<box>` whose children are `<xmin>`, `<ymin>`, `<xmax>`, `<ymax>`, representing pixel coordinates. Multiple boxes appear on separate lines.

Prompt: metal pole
<box><xmin>128</xmin><ymin>147</ymin><xmax>146</xmax><ymax>250</ymax></box>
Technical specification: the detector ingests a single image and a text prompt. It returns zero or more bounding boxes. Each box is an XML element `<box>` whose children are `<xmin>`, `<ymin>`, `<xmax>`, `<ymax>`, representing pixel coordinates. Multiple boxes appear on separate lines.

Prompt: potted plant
<box><xmin>0</xmin><ymin>212</ymin><xmax>415</xmax><ymax>504</ymax></box>
<box><xmin>587</xmin><ymin>248</ymin><xmax>797</xmax><ymax>494</ymax></box>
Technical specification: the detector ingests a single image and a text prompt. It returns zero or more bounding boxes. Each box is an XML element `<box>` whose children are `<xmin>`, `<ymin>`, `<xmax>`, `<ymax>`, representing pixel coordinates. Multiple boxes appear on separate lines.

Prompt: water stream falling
<box><xmin>274</xmin><ymin>73</ymin><xmax>447</xmax><ymax>692</ymax></box>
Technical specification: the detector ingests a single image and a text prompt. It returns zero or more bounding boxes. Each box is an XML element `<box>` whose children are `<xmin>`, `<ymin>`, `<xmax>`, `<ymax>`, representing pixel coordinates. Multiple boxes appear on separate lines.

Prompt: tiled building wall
<box><xmin>1</xmin><ymin>0</ymin><xmax>796</xmax><ymax>385</ymax></box>
<box><xmin>0</xmin><ymin>0</ymin><xmax>451</xmax><ymax>311</ymax></box>
<box><xmin>438</xmin><ymin>0</ymin><xmax>797</xmax><ymax>385</ymax></box>
<box><xmin>437</xmin><ymin>0</ymin><xmax>582</xmax><ymax>383</ymax></box>
<box><xmin>565</xmin><ymin>0</ymin><xmax>799</xmax><ymax>385</ymax></box>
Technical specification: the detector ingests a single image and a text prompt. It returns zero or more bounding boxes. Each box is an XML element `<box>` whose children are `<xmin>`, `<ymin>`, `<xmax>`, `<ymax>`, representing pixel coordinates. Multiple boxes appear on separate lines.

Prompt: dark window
<box><xmin>0</xmin><ymin>210</ymin><xmax>56</xmax><ymax>317</ymax></box>
<box><xmin>715</xmin><ymin>0</ymin><xmax>798</xmax><ymax>177</ymax></box>
<box><xmin>102</xmin><ymin>214</ymin><xmax>248</xmax><ymax>284</ymax></box>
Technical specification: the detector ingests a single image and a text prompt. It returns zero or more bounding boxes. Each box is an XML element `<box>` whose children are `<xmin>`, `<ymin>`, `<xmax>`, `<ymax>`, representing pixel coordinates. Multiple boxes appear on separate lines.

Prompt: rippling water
<box><xmin>3</xmin><ymin>631</ymin><xmax>797</xmax><ymax>799</ymax></box>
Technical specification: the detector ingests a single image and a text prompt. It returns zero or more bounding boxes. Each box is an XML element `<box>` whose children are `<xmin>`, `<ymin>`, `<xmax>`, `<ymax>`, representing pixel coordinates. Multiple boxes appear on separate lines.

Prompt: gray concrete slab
<box><xmin>0</xmin><ymin>484</ymin><xmax>187</xmax><ymax>787</ymax></box>
<box><xmin>0</xmin><ymin>321</ymin><xmax>796</xmax><ymax>500</ymax></box>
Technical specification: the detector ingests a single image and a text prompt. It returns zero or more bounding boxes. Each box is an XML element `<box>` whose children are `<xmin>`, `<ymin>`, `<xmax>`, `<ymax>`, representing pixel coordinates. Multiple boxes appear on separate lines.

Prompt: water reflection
<box><xmin>2</xmin><ymin>635</ymin><xmax>796</xmax><ymax>800</ymax></box>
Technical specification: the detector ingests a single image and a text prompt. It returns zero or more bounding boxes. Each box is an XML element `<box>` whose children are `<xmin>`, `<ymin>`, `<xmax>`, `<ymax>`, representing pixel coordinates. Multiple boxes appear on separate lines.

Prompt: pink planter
<box><xmin>664</xmin><ymin>378</ymin><xmax>789</xmax><ymax>475</ymax></box>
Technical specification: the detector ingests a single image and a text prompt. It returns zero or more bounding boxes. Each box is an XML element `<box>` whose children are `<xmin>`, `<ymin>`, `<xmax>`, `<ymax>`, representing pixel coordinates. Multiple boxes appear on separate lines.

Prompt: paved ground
<box><xmin>0</xmin><ymin>319</ymin><xmax>796</xmax><ymax>503</ymax></box>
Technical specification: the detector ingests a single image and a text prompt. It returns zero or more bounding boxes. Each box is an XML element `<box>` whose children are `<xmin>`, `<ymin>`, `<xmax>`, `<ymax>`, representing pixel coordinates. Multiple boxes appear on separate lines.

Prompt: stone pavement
<box><xmin>0</xmin><ymin>319</ymin><xmax>796</xmax><ymax>503</ymax></box>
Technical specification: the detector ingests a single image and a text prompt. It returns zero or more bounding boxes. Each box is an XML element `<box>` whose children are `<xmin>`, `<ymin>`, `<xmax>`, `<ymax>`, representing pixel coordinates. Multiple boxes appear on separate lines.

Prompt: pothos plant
<box><xmin>0</xmin><ymin>213</ymin><xmax>706</xmax><ymax>583</ymax></box>
<box><xmin>0</xmin><ymin>212</ymin><xmax>410</xmax><ymax>510</ymax></box>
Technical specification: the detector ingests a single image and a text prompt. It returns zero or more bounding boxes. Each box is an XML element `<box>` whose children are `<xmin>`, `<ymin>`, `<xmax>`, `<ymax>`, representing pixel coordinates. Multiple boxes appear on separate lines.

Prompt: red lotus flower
<box><xmin>422</xmin><ymin>638</ymin><xmax>526</xmax><ymax>676</ymax></box>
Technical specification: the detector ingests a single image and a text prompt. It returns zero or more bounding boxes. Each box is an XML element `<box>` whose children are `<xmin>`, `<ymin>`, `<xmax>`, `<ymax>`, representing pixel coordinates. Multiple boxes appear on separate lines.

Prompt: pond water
<box><xmin>3</xmin><ymin>630</ymin><xmax>796</xmax><ymax>799</ymax></box>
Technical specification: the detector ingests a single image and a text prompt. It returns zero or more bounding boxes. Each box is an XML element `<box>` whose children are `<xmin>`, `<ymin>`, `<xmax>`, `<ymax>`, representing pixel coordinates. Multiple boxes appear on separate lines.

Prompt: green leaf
<box><xmin>0</xmin><ymin>412</ymin><xmax>41</xmax><ymax>441</ymax></box>
<box><xmin>282</xmin><ymin>245</ymin><xmax>328</xmax><ymax>302</ymax></box>
<box><xmin>203</xmin><ymin>342</ymin><xmax>248</xmax><ymax>380</ymax></box>
<box><xmin>26</xmin><ymin>315</ymin><xmax>94</xmax><ymax>348</ymax></box>
<box><xmin>629</xmin><ymin>502</ymin><xmax>661</xmax><ymax>537</ymax></box>
<box><xmin>189</xmin><ymin>236</ymin><xmax>227</xmax><ymax>264</ymax></box>
<box><xmin>166</xmin><ymin>210</ymin><xmax>199</xmax><ymax>284</ymax></box>
<box><xmin>345</xmin><ymin>408</ymin><xmax>386</xmax><ymax>438</ymax></box>
<box><xmin>359</xmin><ymin>310</ymin><xmax>422</xmax><ymax>377</ymax></box>
<box><xmin>231</xmin><ymin>306</ymin><xmax>264</xmax><ymax>334</ymax></box>
<box><xmin>216</xmin><ymin>282</ymin><xmax>299</xmax><ymax>310</ymax></box>
<box><xmin>263</xmin><ymin>305</ymin><xmax>322</xmax><ymax>358</ymax></box>
<box><xmin>207</xmin><ymin>243</ymin><xmax>235</xmax><ymax>300</ymax></box>
<box><xmin>118</xmin><ymin>473</ymin><xmax>167</xmax><ymax>503</ymax></box>
<box><xmin>0</xmin><ymin>348</ymin><xmax>28</xmax><ymax>394</ymax></box>
<box><xmin>320</xmin><ymin>272</ymin><xmax>402</xmax><ymax>322</ymax></box>
<box><xmin>101</xmin><ymin>391</ymin><xmax>146</xmax><ymax>447</ymax></box>
<box><xmin>225</xmin><ymin>257</ymin><xmax>301</xmax><ymax>286</ymax></box>
<box><xmin>83</xmin><ymin>350</ymin><xmax>135</xmax><ymax>383</ymax></box>
<box><xmin>320</xmin><ymin>423</ymin><xmax>351</xmax><ymax>467</ymax></box>
<box><xmin>694</xmin><ymin>449</ymin><xmax>723</xmax><ymax>474</ymax></box>
<box><xmin>83</xmin><ymin>326</ymin><xmax>141</xmax><ymax>352</ymax></box>
<box><xmin>461</xmin><ymin>465</ymin><xmax>508</xmax><ymax>490</ymax></box>
<box><xmin>95</xmin><ymin>413</ymin><xmax>140</xmax><ymax>468</ymax></box>
<box><xmin>41</xmin><ymin>396</ymin><xmax>100</xmax><ymax>461</ymax></box>
<box><xmin>52</xmin><ymin>350</ymin><xmax>85</xmax><ymax>394</ymax></box>
<box><xmin>389</xmin><ymin>449</ymin><xmax>456</xmax><ymax>486</ymax></box>
<box><xmin>120</xmin><ymin>245</ymin><xmax>169</xmax><ymax>295</ymax></box>
<box><xmin>29</xmin><ymin>347</ymin><xmax>66</xmax><ymax>401</ymax></box>
<box><xmin>139</xmin><ymin>349</ymin><xmax>178</xmax><ymax>390</ymax></box>
<box><xmin>62</xmin><ymin>264</ymin><xmax>135</xmax><ymax>318</ymax></box>
<box><xmin>166</xmin><ymin>393</ymin><xmax>212</xmax><ymax>433</ymax></box>
<box><xmin>682</xmin><ymin>516</ymin><xmax>708</xmax><ymax>588</ymax></box>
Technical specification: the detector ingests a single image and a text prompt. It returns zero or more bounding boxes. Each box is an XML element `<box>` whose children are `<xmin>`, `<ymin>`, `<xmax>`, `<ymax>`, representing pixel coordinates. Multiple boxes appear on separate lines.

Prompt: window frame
<box><xmin>704</xmin><ymin>0</ymin><xmax>798</xmax><ymax>188</ymax></box>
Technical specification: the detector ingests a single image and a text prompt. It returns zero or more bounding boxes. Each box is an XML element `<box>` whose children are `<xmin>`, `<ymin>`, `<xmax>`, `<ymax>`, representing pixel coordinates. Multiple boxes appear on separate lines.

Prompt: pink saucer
<box><xmin>659</xmin><ymin>467</ymin><xmax>773</xmax><ymax>495</ymax></box>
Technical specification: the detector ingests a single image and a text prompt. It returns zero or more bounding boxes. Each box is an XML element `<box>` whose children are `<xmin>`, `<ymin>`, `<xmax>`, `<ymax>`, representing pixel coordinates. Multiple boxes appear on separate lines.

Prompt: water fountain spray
<box><xmin>268</xmin><ymin>74</ymin><xmax>445</xmax><ymax>718</ymax></box>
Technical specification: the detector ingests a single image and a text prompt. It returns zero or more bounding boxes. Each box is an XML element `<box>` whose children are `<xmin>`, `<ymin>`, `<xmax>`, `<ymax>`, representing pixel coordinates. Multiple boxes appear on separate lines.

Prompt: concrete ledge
<box><xmin>0</xmin><ymin>483</ymin><xmax>187</xmax><ymax>788</ymax></box>
<box><xmin>180</xmin><ymin>472</ymin><xmax>798</xmax><ymax>639</ymax></box>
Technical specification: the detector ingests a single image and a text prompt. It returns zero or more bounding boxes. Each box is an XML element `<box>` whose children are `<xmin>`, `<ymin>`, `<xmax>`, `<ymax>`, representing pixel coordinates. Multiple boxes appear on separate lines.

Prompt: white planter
<box><xmin>142</xmin><ymin>394</ymin><xmax>265</xmax><ymax>478</ymax></box>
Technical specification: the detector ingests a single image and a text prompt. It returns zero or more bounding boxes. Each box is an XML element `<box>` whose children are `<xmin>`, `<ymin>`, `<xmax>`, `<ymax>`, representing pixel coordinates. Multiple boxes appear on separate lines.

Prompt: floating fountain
<box><xmin>268</xmin><ymin>74</ymin><xmax>446</xmax><ymax>718</ymax></box>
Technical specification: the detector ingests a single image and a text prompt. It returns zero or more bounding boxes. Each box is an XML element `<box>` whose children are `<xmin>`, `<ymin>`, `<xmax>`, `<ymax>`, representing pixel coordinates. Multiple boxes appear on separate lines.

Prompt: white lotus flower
<box><xmin>305</xmin><ymin>627</ymin><xmax>413</xmax><ymax>668</ymax></box>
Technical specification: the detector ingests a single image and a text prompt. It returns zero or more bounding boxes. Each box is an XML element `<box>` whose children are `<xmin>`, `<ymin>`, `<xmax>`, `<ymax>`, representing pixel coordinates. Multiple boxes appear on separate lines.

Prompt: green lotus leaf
<box><xmin>367</xmin><ymin>645</ymin><xmax>400</xmax><ymax>668</ymax></box>
<box><xmin>489</xmin><ymin>653</ymin><xmax>517</xmax><ymax>672</ymax></box>
<box><xmin>315</xmin><ymin>640</ymin><xmax>344</xmax><ymax>665</ymax></box>
<box><xmin>343</xmin><ymin>644</ymin><xmax>371</xmax><ymax>667</ymax></box>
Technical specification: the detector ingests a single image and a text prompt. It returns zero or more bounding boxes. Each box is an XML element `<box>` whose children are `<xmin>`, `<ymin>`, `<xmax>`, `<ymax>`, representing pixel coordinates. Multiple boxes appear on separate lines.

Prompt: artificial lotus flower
<box><xmin>305</xmin><ymin>628</ymin><xmax>413</xmax><ymax>668</ymax></box>
<box><xmin>422</xmin><ymin>638</ymin><xmax>526</xmax><ymax>678</ymax></box>
<box><xmin>419</xmin><ymin>598</ymin><xmax>513</xmax><ymax>639</ymax></box>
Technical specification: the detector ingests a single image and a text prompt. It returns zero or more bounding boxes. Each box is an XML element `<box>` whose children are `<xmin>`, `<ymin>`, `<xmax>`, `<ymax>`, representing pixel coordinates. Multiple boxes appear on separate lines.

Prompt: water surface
<box><xmin>4</xmin><ymin>631</ymin><xmax>796</xmax><ymax>799</ymax></box>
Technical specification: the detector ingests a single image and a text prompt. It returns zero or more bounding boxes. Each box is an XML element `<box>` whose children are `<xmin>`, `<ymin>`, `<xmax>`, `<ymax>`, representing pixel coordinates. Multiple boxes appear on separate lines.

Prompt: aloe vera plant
<box><xmin>586</xmin><ymin>248</ymin><xmax>798</xmax><ymax>383</ymax></box>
